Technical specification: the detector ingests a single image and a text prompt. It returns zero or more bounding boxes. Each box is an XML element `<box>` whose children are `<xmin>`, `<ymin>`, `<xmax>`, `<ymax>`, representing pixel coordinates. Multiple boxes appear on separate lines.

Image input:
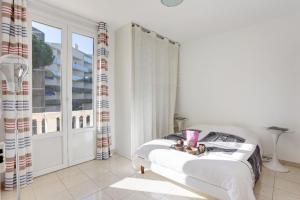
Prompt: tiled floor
<box><xmin>2</xmin><ymin>154</ymin><xmax>300</xmax><ymax>200</ymax></box>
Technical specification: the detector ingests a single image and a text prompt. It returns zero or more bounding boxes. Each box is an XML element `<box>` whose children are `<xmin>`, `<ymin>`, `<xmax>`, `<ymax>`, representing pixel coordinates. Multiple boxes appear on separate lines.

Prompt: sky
<box><xmin>72</xmin><ymin>33</ymin><xmax>94</xmax><ymax>55</ymax></box>
<box><xmin>32</xmin><ymin>21</ymin><xmax>94</xmax><ymax>55</ymax></box>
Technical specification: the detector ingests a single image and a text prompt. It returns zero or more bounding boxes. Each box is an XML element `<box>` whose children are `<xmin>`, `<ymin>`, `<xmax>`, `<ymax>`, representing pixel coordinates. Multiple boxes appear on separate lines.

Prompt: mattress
<box><xmin>134</xmin><ymin>124</ymin><xmax>262</xmax><ymax>200</ymax></box>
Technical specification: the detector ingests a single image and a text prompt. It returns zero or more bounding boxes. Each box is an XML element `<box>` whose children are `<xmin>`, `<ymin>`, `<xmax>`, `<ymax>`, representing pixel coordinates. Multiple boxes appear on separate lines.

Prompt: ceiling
<box><xmin>36</xmin><ymin>0</ymin><xmax>300</xmax><ymax>42</ymax></box>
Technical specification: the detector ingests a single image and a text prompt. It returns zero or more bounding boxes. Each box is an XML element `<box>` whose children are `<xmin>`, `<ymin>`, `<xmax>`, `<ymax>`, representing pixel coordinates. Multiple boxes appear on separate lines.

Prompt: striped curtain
<box><xmin>96</xmin><ymin>22</ymin><xmax>112</xmax><ymax>160</ymax></box>
<box><xmin>1</xmin><ymin>0</ymin><xmax>33</xmax><ymax>190</ymax></box>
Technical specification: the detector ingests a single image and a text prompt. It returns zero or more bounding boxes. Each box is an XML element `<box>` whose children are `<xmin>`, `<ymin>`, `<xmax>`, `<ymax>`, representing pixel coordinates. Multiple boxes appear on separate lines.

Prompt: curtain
<box><xmin>1</xmin><ymin>0</ymin><xmax>33</xmax><ymax>190</ymax></box>
<box><xmin>131</xmin><ymin>25</ymin><xmax>179</xmax><ymax>155</ymax></box>
<box><xmin>96</xmin><ymin>22</ymin><xmax>112</xmax><ymax>160</ymax></box>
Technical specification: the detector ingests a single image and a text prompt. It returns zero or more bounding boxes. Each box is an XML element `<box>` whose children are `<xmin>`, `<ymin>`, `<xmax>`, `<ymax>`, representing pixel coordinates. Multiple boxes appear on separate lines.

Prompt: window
<box><xmin>79</xmin><ymin>116</ymin><xmax>83</xmax><ymax>128</ymax></box>
<box><xmin>72</xmin><ymin>116</ymin><xmax>76</xmax><ymax>129</ymax></box>
<box><xmin>32</xmin><ymin>120</ymin><xmax>37</xmax><ymax>135</ymax></box>
<box><xmin>72</xmin><ymin>33</ymin><xmax>94</xmax><ymax>129</ymax></box>
<box><xmin>86</xmin><ymin>115</ymin><xmax>90</xmax><ymax>127</ymax></box>
<box><xmin>32</xmin><ymin>20</ymin><xmax>95</xmax><ymax>136</ymax></box>
<box><xmin>56</xmin><ymin>117</ymin><xmax>60</xmax><ymax>131</ymax></box>
<box><xmin>32</xmin><ymin>21</ymin><xmax>62</xmax><ymax>135</ymax></box>
<box><xmin>42</xmin><ymin>119</ymin><xmax>46</xmax><ymax>133</ymax></box>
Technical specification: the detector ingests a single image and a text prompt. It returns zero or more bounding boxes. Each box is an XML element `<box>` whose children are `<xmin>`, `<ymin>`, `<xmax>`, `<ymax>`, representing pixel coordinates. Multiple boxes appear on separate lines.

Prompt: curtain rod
<box><xmin>132</xmin><ymin>23</ymin><xmax>180</xmax><ymax>46</ymax></box>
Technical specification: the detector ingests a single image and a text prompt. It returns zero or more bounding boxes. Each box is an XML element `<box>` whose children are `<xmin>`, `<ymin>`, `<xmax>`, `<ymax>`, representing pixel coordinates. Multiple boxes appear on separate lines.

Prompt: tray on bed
<box><xmin>170</xmin><ymin>144</ymin><xmax>206</xmax><ymax>155</ymax></box>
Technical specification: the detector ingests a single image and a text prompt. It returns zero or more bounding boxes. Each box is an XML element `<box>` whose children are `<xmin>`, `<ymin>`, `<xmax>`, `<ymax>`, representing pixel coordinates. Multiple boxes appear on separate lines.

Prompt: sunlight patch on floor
<box><xmin>110</xmin><ymin>177</ymin><xmax>209</xmax><ymax>199</ymax></box>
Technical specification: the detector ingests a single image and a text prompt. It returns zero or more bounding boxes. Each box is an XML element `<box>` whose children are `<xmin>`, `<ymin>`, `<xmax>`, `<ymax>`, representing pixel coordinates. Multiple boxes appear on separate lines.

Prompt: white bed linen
<box><xmin>134</xmin><ymin>125</ymin><xmax>261</xmax><ymax>200</ymax></box>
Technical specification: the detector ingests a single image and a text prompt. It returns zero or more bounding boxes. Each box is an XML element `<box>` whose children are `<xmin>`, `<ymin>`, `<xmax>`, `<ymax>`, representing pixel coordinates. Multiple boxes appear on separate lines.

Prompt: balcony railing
<box><xmin>45</xmin><ymin>79</ymin><xmax>61</xmax><ymax>86</ymax></box>
<box><xmin>32</xmin><ymin>110</ymin><xmax>93</xmax><ymax>135</ymax></box>
<box><xmin>72</xmin><ymin>63</ymin><xmax>92</xmax><ymax>73</ymax></box>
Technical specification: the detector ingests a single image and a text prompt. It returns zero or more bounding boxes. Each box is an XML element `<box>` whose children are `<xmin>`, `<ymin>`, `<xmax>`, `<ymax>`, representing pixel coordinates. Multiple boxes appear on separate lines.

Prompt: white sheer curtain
<box><xmin>131</xmin><ymin>26</ymin><xmax>179</xmax><ymax>155</ymax></box>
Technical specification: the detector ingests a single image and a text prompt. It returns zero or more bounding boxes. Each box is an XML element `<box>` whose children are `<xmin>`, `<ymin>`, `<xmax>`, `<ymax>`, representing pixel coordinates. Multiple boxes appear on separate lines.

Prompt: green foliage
<box><xmin>32</xmin><ymin>35</ymin><xmax>54</xmax><ymax>69</ymax></box>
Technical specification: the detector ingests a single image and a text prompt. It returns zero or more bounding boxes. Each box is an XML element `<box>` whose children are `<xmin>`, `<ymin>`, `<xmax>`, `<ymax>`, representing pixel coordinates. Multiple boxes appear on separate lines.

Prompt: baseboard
<box><xmin>280</xmin><ymin>159</ymin><xmax>300</xmax><ymax>169</ymax></box>
<box><xmin>263</xmin><ymin>154</ymin><xmax>300</xmax><ymax>169</ymax></box>
<box><xmin>113</xmin><ymin>149</ymin><xmax>131</xmax><ymax>160</ymax></box>
<box><xmin>33</xmin><ymin>164</ymin><xmax>66</xmax><ymax>177</ymax></box>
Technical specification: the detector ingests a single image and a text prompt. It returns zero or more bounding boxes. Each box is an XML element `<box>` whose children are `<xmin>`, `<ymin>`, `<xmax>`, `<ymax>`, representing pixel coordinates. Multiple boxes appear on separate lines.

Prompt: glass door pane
<box><xmin>71</xmin><ymin>33</ymin><xmax>94</xmax><ymax>129</ymax></box>
<box><xmin>32</xmin><ymin>21</ymin><xmax>62</xmax><ymax>135</ymax></box>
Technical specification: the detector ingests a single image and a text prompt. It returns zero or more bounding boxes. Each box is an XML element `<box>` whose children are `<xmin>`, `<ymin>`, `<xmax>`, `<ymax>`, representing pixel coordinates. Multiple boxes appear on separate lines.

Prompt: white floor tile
<box><xmin>276</xmin><ymin>166</ymin><xmax>300</xmax><ymax>185</ymax></box>
<box><xmin>2</xmin><ymin>185</ymin><xmax>36</xmax><ymax>200</ymax></box>
<box><xmin>102</xmin><ymin>187</ymin><xmax>133</xmax><ymax>200</ymax></box>
<box><xmin>59</xmin><ymin>171</ymin><xmax>91</xmax><ymax>188</ymax></box>
<box><xmin>275</xmin><ymin>177</ymin><xmax>300</xmax><ymax>196</ymax></box>
<box><xmin>254</xmin><ymin>182</ymin><xmax>273</xmax><ymax>198</ymax></box>
<box><xmin>273</xmin><ymin>188</ymin><xmax>300</xmax><ymax>200</ymax></box>
<box><xmin>33</xmin><ymin>178</ymin><xmax>66</xmax><ymax>200</ymax></box>
<box><xmin>81</xmin><ymin>190</ymin><xmax>112</xmax><ymax>200</ymax></box>
<box><xmin>92</xmin><ymin>171</ymin><xmax>121</xmax><ymax>189</ymax></box>
<box><xmin>37</xmin><ymin>190</ymin><xmax>73</xmax><ymax>200</ymax></box>
<box><xmin>67</xmin><ymin>179</ymin><xmax>99</xmax><ymax>200</ymax></box>
<box><xmin>2</xmin><ymin>156</ymin><xmax>300</xmax><ymax>200</ymax></box>
<box><xmin>122</xmin><ymin>191</ymin><xmax>151</xmax><ymax>200</ymax></box>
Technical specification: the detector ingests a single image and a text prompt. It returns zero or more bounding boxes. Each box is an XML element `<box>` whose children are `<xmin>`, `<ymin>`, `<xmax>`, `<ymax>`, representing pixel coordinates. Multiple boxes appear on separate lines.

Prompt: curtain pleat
<box><xmin>131</xmin><ymin>26</ymin><xmax>179</xmax><ymax>155</ymax></box>
<box><xmin>1</xmin><ymin>0</ymin><xmax>33</xmax><ymax>190</ymax></box>
<box><xmin>96</xmin><ymin>22</ymin><xmax>112</xmax><ymax>160</ymax></box>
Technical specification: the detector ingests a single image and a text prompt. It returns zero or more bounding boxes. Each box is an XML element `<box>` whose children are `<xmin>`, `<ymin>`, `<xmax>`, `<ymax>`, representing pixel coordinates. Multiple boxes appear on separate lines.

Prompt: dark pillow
<box><xmin>200</xmin><ymin>132</ymin><xmax>245</xmax><ymax>143</ymax></box>
<box><xmin>163</xmin><ymin>134</ymin><xmax>185</xmax><ymax>141</ymax></box>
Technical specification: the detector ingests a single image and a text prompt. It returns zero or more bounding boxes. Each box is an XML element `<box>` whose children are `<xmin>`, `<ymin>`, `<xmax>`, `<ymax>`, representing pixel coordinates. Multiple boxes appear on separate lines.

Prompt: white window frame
<box><xmin>28</xmin><ymin>2</ymin><xmax>97</xmax><ymax>137</ymax></box>
<box><xmin>28</xmin><ymin>0</ymin><xmax>98</xmax><ymax>171</ymax></box>
<box><xmin>68</xmin><ymin>25</ymin><xmax>97</xmax><ymax>135</ymax></box>
<box><xmin>28</xmin><ymin>13</ymin><xmax>68</xmax><ymax>139</ymax></box>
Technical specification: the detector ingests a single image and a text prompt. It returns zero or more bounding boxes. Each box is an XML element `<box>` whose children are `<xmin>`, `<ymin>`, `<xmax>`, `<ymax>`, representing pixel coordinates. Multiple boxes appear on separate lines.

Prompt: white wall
<box><xmin>177</xmin><ymin>14</ymin><xmax>300</xmax><ymax>163</ymax></box>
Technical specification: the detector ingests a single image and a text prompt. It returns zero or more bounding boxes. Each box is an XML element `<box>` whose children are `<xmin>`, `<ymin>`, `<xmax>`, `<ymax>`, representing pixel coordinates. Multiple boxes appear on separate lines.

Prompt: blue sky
<box><xmin>72</xmin><ymin>33</ymin><xmax>94</xmax><ymax>55</ymax></box>
<box><xmin>32</xmin><ymin>21</ymin><xmax>94</xmax><ymax>55</ymax></box>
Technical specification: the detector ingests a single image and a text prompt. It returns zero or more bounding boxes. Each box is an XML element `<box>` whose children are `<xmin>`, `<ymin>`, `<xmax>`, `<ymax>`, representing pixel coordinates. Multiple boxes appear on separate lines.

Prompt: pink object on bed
<box><xmin>186</xmin><ymin>129</ymin><xmax>200</xmax><ymax>147</ymax></box>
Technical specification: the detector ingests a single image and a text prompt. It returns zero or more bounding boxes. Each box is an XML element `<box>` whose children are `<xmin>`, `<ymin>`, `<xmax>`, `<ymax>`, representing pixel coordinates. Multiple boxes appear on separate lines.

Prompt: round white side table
<box><xmin>263</xmin><ymin>129</ymin><xmax>289</xmax><ymax>172</ymax></box>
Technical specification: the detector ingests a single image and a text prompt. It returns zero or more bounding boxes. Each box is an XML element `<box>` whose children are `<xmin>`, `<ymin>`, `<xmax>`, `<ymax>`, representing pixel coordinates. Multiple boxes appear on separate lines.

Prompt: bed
<box><xmin>132</xmin><ymin>124</ymin><xmax>262</xmax><ymax>200</ymax></box>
